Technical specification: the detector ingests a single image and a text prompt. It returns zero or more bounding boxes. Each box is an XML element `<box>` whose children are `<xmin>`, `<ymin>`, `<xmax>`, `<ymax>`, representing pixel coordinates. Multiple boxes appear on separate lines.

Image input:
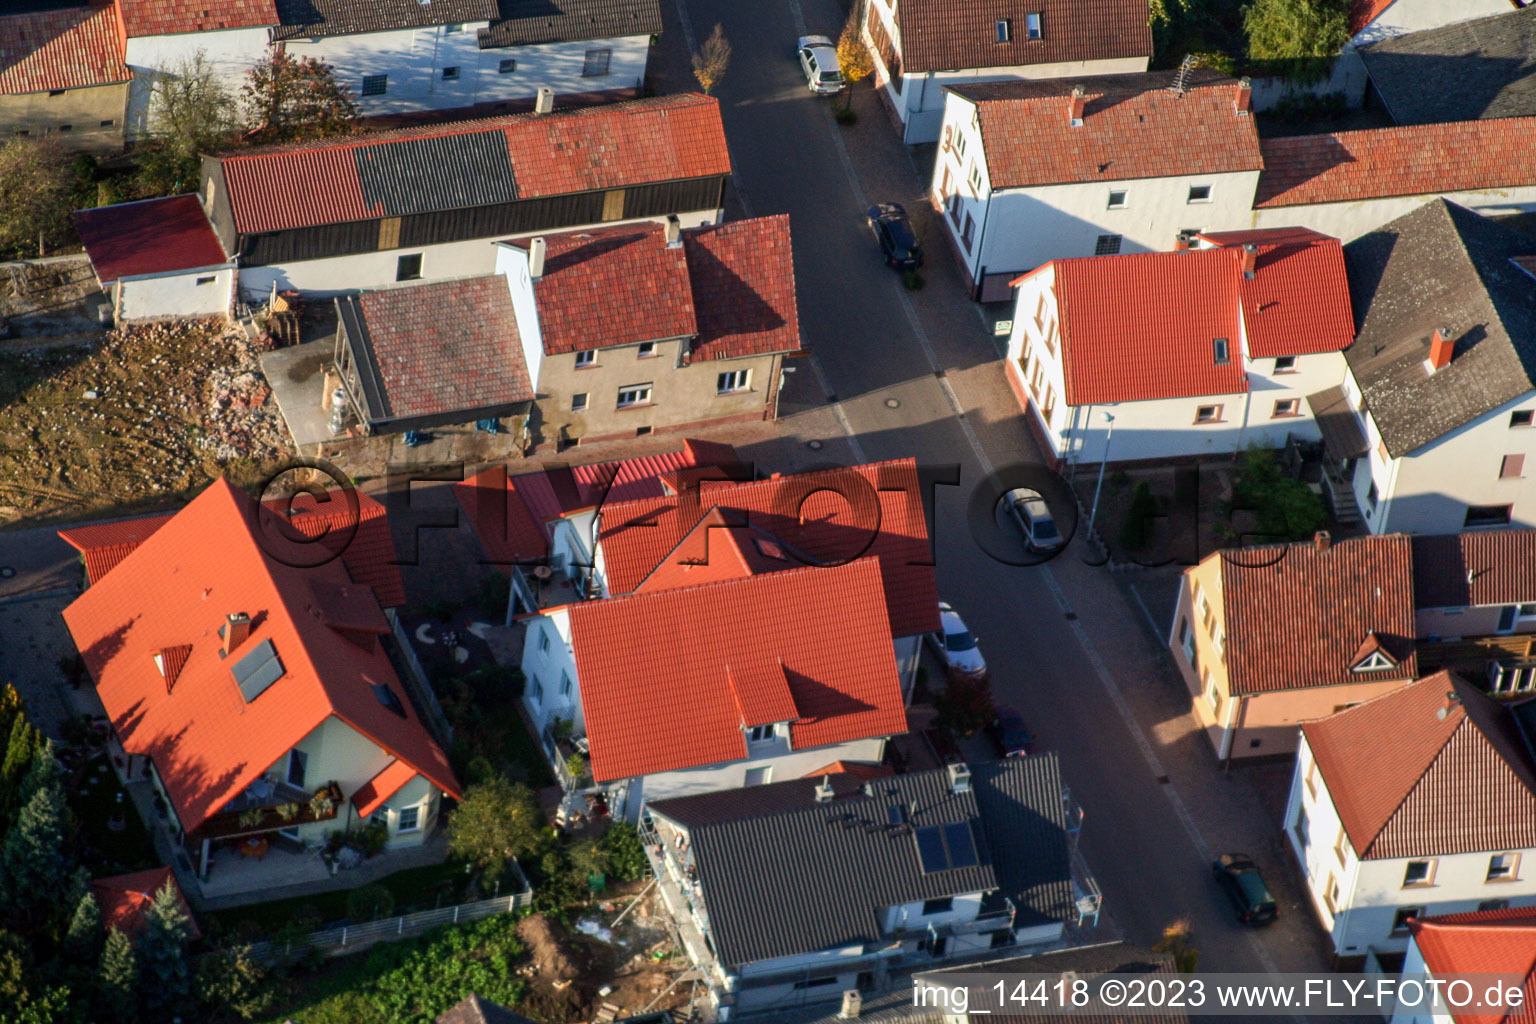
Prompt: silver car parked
<box><xmin>798</xmin><ymin>35</ymin><xmax>845</xmax><ymax>94</ymax></box>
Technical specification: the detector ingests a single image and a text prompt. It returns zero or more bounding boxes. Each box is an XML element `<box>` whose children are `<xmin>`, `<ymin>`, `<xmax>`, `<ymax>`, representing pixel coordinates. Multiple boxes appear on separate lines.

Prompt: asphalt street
<box><xmin>671</xmin><ymin>0</ymin><xmax>1337</xmax><ymax>983</ymax></box>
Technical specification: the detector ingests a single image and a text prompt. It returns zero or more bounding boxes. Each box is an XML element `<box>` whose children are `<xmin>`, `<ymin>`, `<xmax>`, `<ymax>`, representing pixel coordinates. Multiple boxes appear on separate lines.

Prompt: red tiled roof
<box><xmin>353</xmin><ymin>276</ymin><xmax>532</xmax><ymax>421</ymax></box>
<box><xmin>631</xmin><ymin>512</ymin><xmax>797</xmax><ymax>594</ymax></box>
<box><xmin>1348</xmin><ymin>0</ymin><xmax>1394</xmax><ymax>36</ymax></box>
<box><xmin>116</xmin><ymin>0</ymin><xmax>277</xmax><ymax>37</ymax></box>
<box><xmin>75</xmin><ymin>195</ymin><xmax>227</xmax><ymax>284</ymax></box>
<box><xmin>956</xmin><ymin>72</ymin><xmax>1263</xmax><ymax>189</ymax></box>
<box><xmin>893</xmin><ymin>0</ymin><xmax>1151</xmax><ymax>74</ymax></box>
<box><xmin>1410</xmin><ymin>910</ymin><xmax>1536</xmax><ymax>1024</ymax></box>
<box><xmin>0</xmin><ymin>4</ymin><xmax>128</xmax><ymax>95</ymax></box>
<box><xmin>218</xmin><ymin>93</ymin><xmax>730</xmax><ymax>235</ymax></box>
<box><xmin>91</xmin><ymin>867</ymin><xmax>200</xmax><ymax>939</ymax></box>
<box><xmin>1303</xmin><ymin>673</ymin><xmax>1536</xmax><ymax>859</ymax></box>
<box><xmin>453</xmin><ymin>438</ymin><xmax>740</xmax><ymax>564</ymax></box>
<box><xmin>58</xmin><ymin>487</ymin><xmax>406</xmax><ymax>607</ymax></box>
<box><xmin>351</xmin><ymin>758</ymin><xmax>417</xmax><ymax>818</ymax></box>
<box><xmin>527</xmin><ymin>216</ymin><xmax>800</xmax><ymax>359</ymax></box>
<box><xmin>594</xmin><ymin>459</ymin><xmax>941</xmax><ymax>638</ymax></box>
<box><xmin>1256</xmin><ymin>118</ymin><xmax>1536</xmax><ymax>207</ymax></box>
<box><xmin>60</xmin><ymin>479</ymin><xmax>458</xmax><ymax>832</ymax></box>
<box><xmin>804</xmin><ymin>761</ymin><xmax>895</xmax><ymax>780</ymax></box>
<box><xmin>567</xmin><ymin>559</ymin><xmax>906</xmax><ymax>782</ymax></box>
<box><xmin>1218</xmin><ymin>533</ymin><xmax>1418</xmax><ymax>695</ymax></box>
<box><xmin>1231</xmin><ymin>233</ymin><xmax>1355</xmax><ymax>359</ymax></box>
<box><xmin>1411</xmin><ymin>530</ymin><xmax>1536</xmax><ymax>610</ymax></box>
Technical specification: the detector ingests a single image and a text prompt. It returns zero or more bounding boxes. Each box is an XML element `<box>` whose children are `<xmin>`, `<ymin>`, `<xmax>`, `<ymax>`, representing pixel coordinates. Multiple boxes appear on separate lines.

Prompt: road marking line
<box><xmin>806</xmin><ymin>354</ymin><xmax>868</xmax><ymax>463</ymax></box>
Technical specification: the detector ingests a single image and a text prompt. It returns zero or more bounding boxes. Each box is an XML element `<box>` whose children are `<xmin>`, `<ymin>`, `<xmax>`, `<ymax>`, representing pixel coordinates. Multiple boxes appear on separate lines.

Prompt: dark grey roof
<box><xmin>436</xmin><ymin>994</ymin><xmax>539</xmax><ymax>1024</ymax></box>
<box><xmin>478</xmin><ymin>0</ymin><xmax>661</xmax><ymax>48</ymax></box>
<box><xmin>274</xmin><ymin>0</ymin><xmax>500</xmax><ymax>39</ymax></box>
<box><xmin>647</xmin><ymin>756</ymin><xmax>1073</xmax><ymax>970</ymax></box>
<box><xmin>354</xmin><ymin>132</ymin><xmax>518</xmax><ymax>217</ymax></box>
<box><xmin>1358</xmin><ymin>6</ymin><xmax>1536</xmax><ymax>125</ymax></box>
<box><xmin>1342</xmin><ymin>199</ymin><xmax>1536</xmax><ymax>457</ymax></box>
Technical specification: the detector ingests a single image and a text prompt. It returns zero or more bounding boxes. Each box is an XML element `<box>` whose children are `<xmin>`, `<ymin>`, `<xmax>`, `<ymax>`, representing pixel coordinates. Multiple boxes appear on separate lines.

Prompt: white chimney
<box><xmin>528</xmin><ymin>237</ymin><xmax>546</xmax><ymax>279</ymax></box>
<box><xmin>840</xmin><ymin>990</ymin><xmax>862</xmax><ymax>1019</ymax></box>
<box><xmin>947</xmin><ymin>762</ymin><xmax>971</xmax><ymax>794</ymax></box>
<box><xmin>534</xmin><ymin>87</ymin><xmax>554</xmax><ymax>115</ymax></box>
<box><xmin>814</xmin><ymin>774</ymin><xmax>834</xmax><ymax>803</ymax></box>
<box><xmin>664</xmin><ymin>214</ymin><xmax>682</xmax><ymax>248</ymax></box>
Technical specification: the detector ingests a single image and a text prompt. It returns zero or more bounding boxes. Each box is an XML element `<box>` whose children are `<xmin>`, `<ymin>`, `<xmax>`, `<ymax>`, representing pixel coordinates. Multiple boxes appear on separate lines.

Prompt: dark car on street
<box><xmin>1212</xmin><ymin>854</ymin><xmax>1278</xmax><ymax>925</ymax></box>
<box><xmin>989</xmin><ymin>705</ymin><xmax>1035</xmax><ymax>757</ymax></box>
<box><xmin>866</xmin><ymin>203</ymin><xmax>923</xmax><ymax>269</ymax></box>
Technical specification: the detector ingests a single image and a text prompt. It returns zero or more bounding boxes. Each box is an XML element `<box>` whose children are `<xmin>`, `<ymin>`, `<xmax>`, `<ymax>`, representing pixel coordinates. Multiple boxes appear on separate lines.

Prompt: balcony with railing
<box><xmin>196</xmin><ymin>779</ymin><xmax>343</xmax><ymax>842</ymax></box>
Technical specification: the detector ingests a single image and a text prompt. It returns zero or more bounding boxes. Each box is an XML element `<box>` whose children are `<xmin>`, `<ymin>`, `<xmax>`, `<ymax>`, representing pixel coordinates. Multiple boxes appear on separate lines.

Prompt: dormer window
<box><xmin>747</xmin><ymin>723</ymin><xmax>779</xmax><ymax>743</ymax></box>
<box><xmin>995</xmin><ymin>18</ymin><xmax>1011</xmax><ymax>42</ymax></box>
<box><xmin>1353</xmin><ymin>651</ymin><xmax>1395</xmax><ymax>672</ymax></box>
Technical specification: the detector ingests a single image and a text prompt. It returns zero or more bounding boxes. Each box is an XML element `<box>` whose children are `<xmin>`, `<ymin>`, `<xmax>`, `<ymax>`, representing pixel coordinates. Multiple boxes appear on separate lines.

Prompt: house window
<box><xmin>1293</xmin><ymin>808</ymin><xmax>1308</xmax><ymax>847</ymax></box>
<box><xmin>922</xmin><ymin>897</ymin><xmax>954</xmax><ymax>915</ymax></box>
<box><xmin>583</xmin><ymin>49</ymin><xmax>612</xmax><ymax>77</ymax></box>
<box><xmin>1480</xmin><ymin>899</ymin><xmax>1511</xmax><ymax>912</ymax></box>
<box><xmin>443</xmin><ymin>22</ymin><xmax>463</xmax><ymax>33</ymax></box>
<box><xmin>100</xmin><ymin>119</ymin><xmax>115</xmax><ymax>127</ymax></box>
<box><xmin>747</xmin><ymin>724</ymin><xmax>775</xmax><ymax>743</ymax></box>
<box><xmin>530</xmin><ymin>676</ymin><xmax>543</xmax><ymax>704</ymax></box>
<box><xmin>1324</xmin><ymin>875</ymin><xmax>1340</xmax><ymax>915</ymax></box>
<box><xmin>571</xmin><ymin>393</ymin><xmax>588</xmax><ymax>412</ymax></box>
<box><xmin>1026</xmin><ymin>12</ymin><xmax>1042</xmax><ymax>38</ymax></box>
<box><xmin>1094</xmin><ymin>234</ymin><xmax>1121</xmax><ymax>255</ymax></box>
<box><xmin>396</xmin><ymin>254</ymin><xmax>422</xmax><ymax>281</ymax></box>
<box><xmin>362</xmin><ymin>74</ymin><xmax>388</xmax><ymax>96</ymax></box>
<box><xmin>397</xmin><ymin>804</ymin><xmax>420</xmax><ymax>832</ymax></box>
<box><xmin>1334</xmin><ymin>829</ymin><xmax>1349</xmax><ymax>866</ymax></box>
<box><xmin>539</xmin><ymin>627</ymin><xmax>550</xmax><ymax>652</ymax></box>
<box><xmin>744</xmin><ymin>766</ymin><xmax>772</xmax><ymax>786</ymax></box>
<box><xmin>1304</xmin><ymin>758</ymin><xmax>1318</xmax><ymax>799</ymax></box>
<box><xmin>962</xmin><ymin>212</ymin><xmax>975</xmax><ymax>252</ymax></box>
<box><xmin>1390</xmin><ymin>907</ymin><xmax>1422</xmax><ymax>935</ymax></box>
<box><xmin>499</xmin><ymin>58</ymin><xmax>517</xmax><ymax>73</ymax></box>
<box><xmin>1178</xmin><ymin>617</ymin><xmax>1195</xmax><ymax>662</ymax></box>
<box><xmin>287</xmin><ymin>749</ymin><xmax>307</xmax><ymax>787</ymax></box>
<box><xmin>442</xmin><ymin>66</ymin><xmax>461</xmax><ymax>81</ymax></box>
<box><xmin>1501</xmin><ymin>454</ymin><xmax>1525</xmax><ymax>478</ymax></box>
<box><xmin>1205</xmin><ymin>669</ymin><xmax>1221</xmax><ymax>719</ymax></box>
<box><xmin>1465</xmin><ymin>504</ymin><xmax>1513</xmax><ymax>528</ymax></box>
<box><xmin>1488</xmin><ymin>852</ymin><xmax>1519</xmax><ymax>881</ymax></box>
<box><xmin>1512</xmin><ymin>410</ymin><xmax>1534</xmax><ymax>428</ymax></box>
<box><xmin>968</xmin><ymin>163</ymin><xmax>983</xmax><ymax>193</ymax></box>
<box><xmin>1213</xmin><ymin>337</ymin><xmax>1229</xmax><ymax>365</ymax></box>
<box><xmin>1402</xmin><ymin>860</ymin><xmax>1433</xmax><ymax>887</ymax></box>
<box><xmin>995</xmin><ymin>18</ymin><xmax>1011</xmax><ymax>42</ymax></box>
<box><xmin>1273</xmin><ymin>398</ymin><xmax>1300</xmax><ymax>418</ymax></box>
<box><xmin>1187</xmin><ymin>184</ymin><xmax>1212</xmax><ymax>203</ymax></box>
<box><xmin>793</xmin><ymin>977</ymin><xmax>841</xmax><ymax>990</ymax></box>
<box><xmin>196</xmin><ymin>276</ymin><xmax>217</xmax><ymax>286</ymax></box>
<box><xmin>1274</xmin><ymin>356</ymin><xmax>1296</xmax><ymax>373</ymax></box>
<box><xmin>1195</xmin><ymin>404</ymin><xmax>1221</xmax><ymax>423</ymax></box>
<box><xmin>1367</xmin><ymin>481</ymin><xmax>1379</xmax><ymax>510</ymax></box>
<box><xmin>637</xmin><ymin>341</ymin><xmax>656</xmax><ymax>358</ymax></box>
<box><xmin>1107</xmin><ymin>190</ymin><xmax>1127</xmax><ymax>210</ymax></box>
<box><xmin>717</xmin><ymin>370</ymin><xmax>750</xmax><ymax>394</ymax></box>
<box><xmin>575</xmin><ymin>350</ymin><xmax>595</xmax><ymax>368</ymax></box>
<box><xmin>560</xmin><ymin>671</ymin><xmax>572</xmax><ymax>697</ymax></box>
<box><xmin>617</xmin><ymin>383</ymin><xmax>652</xmax><ymax>407</ymax></box>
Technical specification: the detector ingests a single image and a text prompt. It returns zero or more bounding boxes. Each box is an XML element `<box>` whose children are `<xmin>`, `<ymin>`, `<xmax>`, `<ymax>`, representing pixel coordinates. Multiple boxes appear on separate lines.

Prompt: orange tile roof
<box><xmin>1348</xmin><ymin>0</ymin><xmax>1394</xmax><ymax>36</ymax></box>
<box><xmin>954</xmin><ymin>72</ymin><xmax>1263</xmax><ymax>189</ymax></box>
<box><xmin>567</xmin><ymin>558</ymin><xmax>906</xmax><ymax>782</ymax></box>
<box><xmin>0</xmin><ymin>4</ymin><xmax>128</xmax><ymax>95</ymax></box>
<box><xmin>1410</xmin><ymin>909</ymin><xmax>1536</xmax><ymax>1024</ymax></box>
<box><xmin>1411</xmin><ymin>530</ymin><xmax>1536</xmax><ymax>610</ymax></box>
<box><xmin>804</xmin><ymin>761</ymin><xmax>894</xmax><ymax>780</ymax></box>
<box><xmin>1303</xmin><ymin>673</ymin><xmax>1536</xmax><ymax>859</ymax></box>
<box><xmin>351</xmin><ymin>758</ymin><xmax>417</xmax><ymax>818</ymax></box>
<box><xmin>61</xmin><ymin>479</ymin><xmax>458</xmax><ymax>833</ymax></box>
<box><xmin>632</xmin><ymin>510</ymin><xmax>798</xmax><ymax>594</ymax></box>
<box><xmin>218</xmin><ymin>93</ymin><xmax>730</xmax><ymax>235</ymax></box>
<box><xmin>594</xmin><ymin>459</ymin><xmax>941</xmax><ymax>638</ymax></box>
<box><xmin>58</xmin><ymin>487</ymin><xmax>406</xmax><ymax>607</ymax></box>
<box><xmin>1218</xmin><ymin>533</ymin><xmax>1418</xmax><ymax>695</ymax></box>
<box><xmin>91</xmin><ymin>867</ymin><xmax>199</xmax><ymax>939</ymax></box>
<box><xmin>525</xmin><ymin>215</ymin><xmax>800</xmax><ymax>360</ymax></box>
<box><xmin>453</xmin><ymin>439</ymin><xmax>740</xmax><ymax>564</ymax></box>
<box><xmin>1041</xmin><ymin>231</ymin><xmax>1352</xmax><ymax>404</ymax></box>
<box><xmin>117</xmin><ymin>0</ymin><xmax>277</xmax><ymax>36</ymax></box>
<box><xmin>1256</xmin><ymin>118</ymin><xmax>1536</xmax><ymax>207</ymax></box>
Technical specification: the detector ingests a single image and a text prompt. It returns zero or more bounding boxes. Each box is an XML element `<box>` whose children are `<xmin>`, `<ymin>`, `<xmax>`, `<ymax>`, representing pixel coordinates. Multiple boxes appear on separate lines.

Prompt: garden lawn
<box><xmin>205</xmin><ymin>861</ymin><xmax>469</xmax><ymax>941</ymax></box>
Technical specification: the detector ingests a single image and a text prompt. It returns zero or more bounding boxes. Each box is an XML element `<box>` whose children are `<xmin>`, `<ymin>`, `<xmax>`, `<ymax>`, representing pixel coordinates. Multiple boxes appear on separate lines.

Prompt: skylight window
<box><xmin>232</xmin><ymin>639</ymin><xmax>284</xmax><ymax>703</ymax></box>
<box><xmin>1213</xmin><ymin>338</ymin><xmax>1230</xmax><ymax>365</ymax></box>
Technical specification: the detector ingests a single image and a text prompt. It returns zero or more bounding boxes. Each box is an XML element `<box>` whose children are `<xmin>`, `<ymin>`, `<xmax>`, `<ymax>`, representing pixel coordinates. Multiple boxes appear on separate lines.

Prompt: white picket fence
<box><xmin>247</xmin><ymin>888</ymin><xmax>533</xmax><ymax>962</ymax></box>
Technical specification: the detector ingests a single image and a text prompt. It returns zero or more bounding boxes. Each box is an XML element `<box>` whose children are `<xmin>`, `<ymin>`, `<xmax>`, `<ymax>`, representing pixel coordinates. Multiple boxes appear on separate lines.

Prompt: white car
<box><xmin>797</xmin><ymin>35</ymin><xmax>845</xmax><ymax>94</ymax></box>
<box><xmin>929</xmin><ymin>602</ymin><xmax>986</xmax><ymax>674</ymax></box>
<box><xmin>1004</xmin><ymin>488</ymin><xmax>1064</xmax><ymax>552</ymax></box>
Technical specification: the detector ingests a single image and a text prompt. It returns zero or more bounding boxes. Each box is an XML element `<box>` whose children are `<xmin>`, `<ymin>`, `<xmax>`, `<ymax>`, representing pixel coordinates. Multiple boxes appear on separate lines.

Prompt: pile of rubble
<box><xmin>200</xmin><ymin>325</ymin><xmax>286</xmax><ymax>461</ymax></box>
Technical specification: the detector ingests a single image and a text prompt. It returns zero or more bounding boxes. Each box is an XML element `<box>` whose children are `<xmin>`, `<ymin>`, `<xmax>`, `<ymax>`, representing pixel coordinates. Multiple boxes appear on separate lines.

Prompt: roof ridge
<box><xmin>596</xmin><ymin>457</ymin><xmax>920</xmax><ymax>517</ymax></box>
<box><xmin>581</xmin><ymin>553</ymin><xmax>882</xmax><ymax>611</ymax></box>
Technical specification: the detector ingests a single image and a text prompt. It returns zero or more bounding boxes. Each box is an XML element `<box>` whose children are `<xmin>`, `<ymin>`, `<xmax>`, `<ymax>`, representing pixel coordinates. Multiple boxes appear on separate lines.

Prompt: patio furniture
<box><xmin>247</xmin><ymin>778</ymin><xmax>275</xmax><ymax>802</ymax></box>
<box><xmin>238</xmin><ymin>836</ymin><xmax>269</xmax><ymax>860</ymax></box>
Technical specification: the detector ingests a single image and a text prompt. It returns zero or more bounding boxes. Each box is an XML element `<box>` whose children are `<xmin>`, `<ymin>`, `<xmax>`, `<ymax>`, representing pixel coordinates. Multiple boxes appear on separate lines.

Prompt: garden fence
<box><xmin>245</xmin><ymin>887</ymin><xmax>533</xmax><ymax>962</ymax></box>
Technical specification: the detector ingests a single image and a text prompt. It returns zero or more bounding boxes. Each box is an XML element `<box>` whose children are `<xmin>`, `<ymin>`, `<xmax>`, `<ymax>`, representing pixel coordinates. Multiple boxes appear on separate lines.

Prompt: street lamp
<box><xmin>1086</xmin><ymin>412</ymin><xmax>1116</xmax><ymax>542</ymax></box>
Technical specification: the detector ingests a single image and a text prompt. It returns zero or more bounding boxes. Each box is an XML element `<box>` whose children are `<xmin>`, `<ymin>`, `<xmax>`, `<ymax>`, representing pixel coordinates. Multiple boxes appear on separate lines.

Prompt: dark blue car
<box><xmin>866</xmin><ymin>203</ymin><xmax>923</xmax><ymax>269</ymax></box>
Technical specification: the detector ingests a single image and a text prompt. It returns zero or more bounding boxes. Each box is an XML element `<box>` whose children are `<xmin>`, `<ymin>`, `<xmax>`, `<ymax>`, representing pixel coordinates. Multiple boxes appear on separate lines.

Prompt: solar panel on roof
<box><xmin>914</xmin><ymin>825</ymin><xmax>948</xmax><ymax>873</ymax></box>
<box><xmin>944</xmin><ymin>821</ymin><xmax>979</xmax><ymax>868</ymax></box>
<box><xmin>231</xmin><ymin>639</ymin><xmax>284</xmax><ymax>703</ymax></box>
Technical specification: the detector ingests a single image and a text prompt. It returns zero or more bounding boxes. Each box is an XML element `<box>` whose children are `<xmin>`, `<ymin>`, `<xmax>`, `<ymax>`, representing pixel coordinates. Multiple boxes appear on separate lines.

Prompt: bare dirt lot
<box><xmin>0</xmin><ymin>318</ymin><xmax>290</xmax><ymax>528</ymax></box>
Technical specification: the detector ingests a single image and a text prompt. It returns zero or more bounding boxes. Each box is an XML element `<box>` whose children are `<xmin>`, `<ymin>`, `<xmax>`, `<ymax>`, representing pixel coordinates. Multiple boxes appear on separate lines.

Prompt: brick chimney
<box><xmin>1240</xmin><ymin>243</ymin><xmax>1257</xmax><ymax>279</ymax></box>
<box><xmin>1175</xmin><ymin>235</ymin><xmax>1191</xmax><ymax>252</ymax></box>
<box><xmin>1235</xmin><ymin>76</ymin><xmax>1252</xmax><ymax>116</ymax></box>
<box><xmin>1068</xmin><ymin>85</ymin><xmax>1085</xmax><ymax>127</ymax></box>
<box><xmin>1314</xmin><ymin>530</ymin><xmax>1331</xmax><ymax>551</ymax></box>
<box><xmin>1426</xmin><ymin>326</ymin><xmax>1455</xmax><ymax>372</ymax></box>
<box><xmin>527</xmin><ymin>237</ymin><xmax>546</xmax><ymax>279</ymax></box>
<box><xmin>222</xmin><ymin>612</ymin><xmax>251</xmax><ymax>657</ymax></box>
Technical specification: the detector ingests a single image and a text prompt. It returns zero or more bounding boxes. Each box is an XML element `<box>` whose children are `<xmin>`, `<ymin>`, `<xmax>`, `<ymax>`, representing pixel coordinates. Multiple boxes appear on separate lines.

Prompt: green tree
<box><xmin>137</xmin><ymin>52</ymin><xmax>241</xmax><ymax>197</ymax></box>
<box><xmin>1244</xmin><ymin>0</ymin><xmax>1350</xmax><ymax>81</ymax></box>
<box><xmin>136</xmin><ymin>882</ymin><xmax>191</xmax><ymax>1022</ymax></box>
<box><xmin>691</xmin><ymin>23</ymin><xmax>731</xmax><ymax>95</ymax></box>
<box><xmin>194</xmin><ymin>943</ymin><xmax>275</xmax><ymax>1021</ymax></box>
<box><xmin>0</xmin><ymin>713</ymin><xmax>40</xmax><ymax>821</ymax></box>
<box><xmin>447</xmin><ymin>778</ymin><xmax>542</xmax><ymax>881</ymax></box>
<box><xmin>18</xmin><ymin>739</ymin><xmax>58</xmax><ymax>807</ymax></box>
<box><xmin>836</xmin><ymin>6</ymin><xmax>875</xmax><ymax>107</ymax></box>
<box><xmin>0</xmin><ymin>984</ymin><xmax>70</xmax><ymax>1024</ymax></box>
<box><xmin>0</xmin><ymin>780</ymin><xmax>74</xmax><ymax>931</ymax></box>
<box><xmin>63</xmin><ymin>891</ymin><xmax>102</xmax><ymax>964</ymax></box>
<box><xmin>0</xmin><ymin>139</ymin><xmax>78</xmax><ymax>259</ymax></box>
<box><xmin>1222</xmin><ymin>447</ymin><xmax>1329</xmax><ymax>543</ymax></box>
<box><xmin>241</xmin><ymin>49</ymin><xmax>359</xmax><ymax>145</ymax></box>
<box><xmin>600</xmin><ymin>822</ymin><xmax>648</xmax><ymax>882</ymax></box>
<box><xmin>96</xmin><ymin>929</ymin><xmax>138</xmax><ymax>1024</ymax></box>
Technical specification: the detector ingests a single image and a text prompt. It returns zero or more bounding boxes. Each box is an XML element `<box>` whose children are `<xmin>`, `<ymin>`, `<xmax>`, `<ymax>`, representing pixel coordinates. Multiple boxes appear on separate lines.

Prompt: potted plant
<box><xmin>309</xmin><ymin>789</ymin><xmax>335</xmax><ymax>818</ymax></box>
<box><xmin>276</xmin><ymin>802</ymin><xmax>301</xmax><ymax>823</ymax></box>
<box><xmin>238</xmin><ymin>809</ymin><xmax>264</xmax><ymax>830</ymax></box>
<box><xmin>565</xmin><ymin>752</ymin><xmax>586</xmax><ymax>785</ymax></box>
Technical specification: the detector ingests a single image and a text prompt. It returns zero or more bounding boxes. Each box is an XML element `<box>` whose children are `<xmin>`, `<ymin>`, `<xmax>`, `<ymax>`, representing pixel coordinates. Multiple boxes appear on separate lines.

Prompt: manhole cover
<box><xmin>807</xmin><ymin>440</ymin><xmax>824</xmax><ymax>451</ymax></box>
<box><xmin>885</xmin><ymin>398</ymin><xmax>900</xmax><ymax>408</ymax></box>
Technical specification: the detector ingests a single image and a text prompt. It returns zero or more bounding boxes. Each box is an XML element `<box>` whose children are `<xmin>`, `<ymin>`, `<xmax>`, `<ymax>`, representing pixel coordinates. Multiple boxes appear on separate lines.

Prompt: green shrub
<box><xmin>1220</xmin><ymin>446</ymin><xmax>1329</xmax><ymax>544</ymax></box>
<box><xmin>345</xmin><ymin>884</ymin><xmax>394</xmax><ymax>923</ymax></box>
<box><xmin>600</xmin><ymin>823</ymin><xmax>648</xmax><ymax>883</ymax></box>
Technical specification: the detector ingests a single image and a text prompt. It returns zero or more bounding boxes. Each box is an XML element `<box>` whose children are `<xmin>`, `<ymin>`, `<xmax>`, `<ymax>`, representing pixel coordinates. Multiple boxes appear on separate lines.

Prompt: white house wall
<box><xmin>115</xmin><ymin>266</ymin><xmax>235</xmax><ymax>321</ymax></box>
<box><xmin>1350</xmin><ymin>0</ymin><xmax>1512</xmax><ymax>46</ymax></box>
<box><xmin>123</xmin><ymin>30</ymin><xmax>271</xmax><ymax>139</ymax></box>
<box><xmin>625</xmin><ymin>736</ymin><xmax>888</xmax><ymax>818</ymax></box>
<box><xmin>494</xmin><ymin>242</ymin><xmax>545</xmax><ymax>387</ymax></box>
<box><xmin>237</xmin><ymin>205</ymin><xmax>721</xmax><ymax>299</ymax></box>
<box><xmin>521</xmin><ymin>607</ymin><xmax>581</xmax><ymax>735</ymax></box>
<box><xmin>1252</xmin><ymin>186</ymin><xmax>1536</xmax><ymax>245</ymax></box>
